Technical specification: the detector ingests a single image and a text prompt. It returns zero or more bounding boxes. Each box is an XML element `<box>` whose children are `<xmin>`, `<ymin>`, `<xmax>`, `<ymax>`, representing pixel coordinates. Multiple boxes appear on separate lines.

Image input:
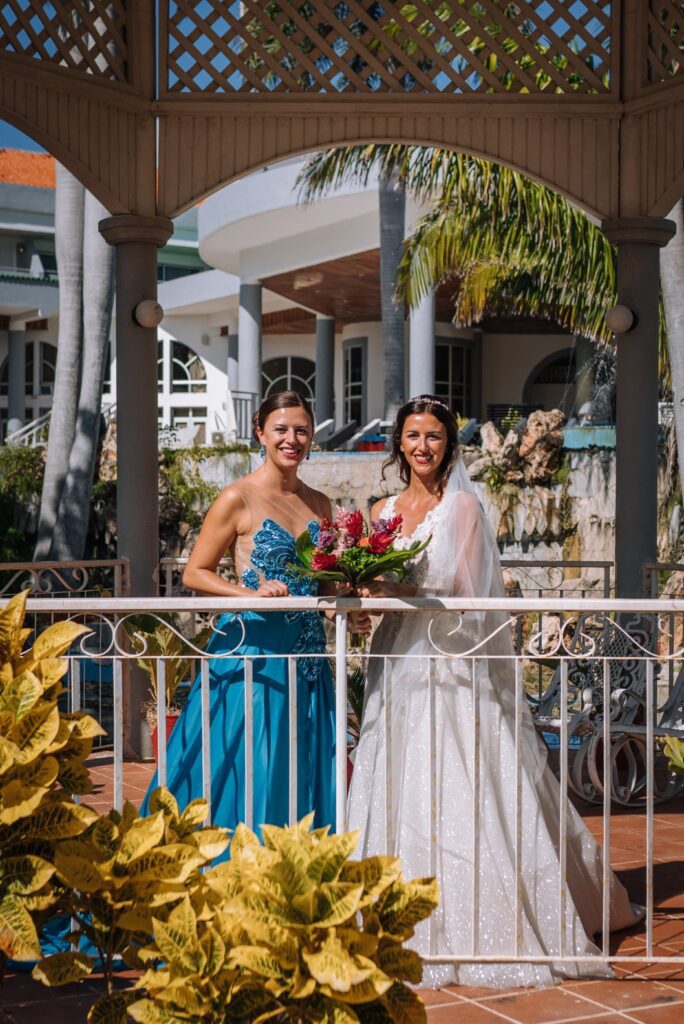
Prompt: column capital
<box><xmin>601</xmin><ymin>217</ymin><xmax>676</xmax><ymax>248</ymax></box>
<box><xmin>99</xmin><ymin>214</ymin><xmax>173</xmax><ymax>248</ymax></box>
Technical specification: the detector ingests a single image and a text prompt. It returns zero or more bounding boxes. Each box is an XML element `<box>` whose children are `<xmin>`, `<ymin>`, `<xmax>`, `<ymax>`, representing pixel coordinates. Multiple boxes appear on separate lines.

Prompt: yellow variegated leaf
<box><xmin>23</xmin><ymin>754</ymin><xmax>59</xmax><ymax>789</ymax></box>
<box><xmin>377</xmin><ymin>945</ymin><xmax>423</xmax><ymax>984</ymax></box>
<box><xmin>12</xmin><ymin>703</ymin><xmax>60</xmax><ymax>763</ymax></box>
<box><xmin>20</xmin><ymin>800</ymin><xmax>98</xmax><ymax>840</ymax></box>
<box><xmin>152</xmin><ymin>897</ymin><xmax>204</xmax><ymax>973</ymax></box>
<box><xmin>187</xmin><ymin>827</ymin><xmax>229</xmax><ymax>861</ymax></box>
<box><xmin>307</xmin><ymin>830</ymin><xmax>359</xmax><ymax>884</ymax></box>
<box><xmin>0</xmin><ymin>855</ymin><xmax>55</xmax><ymax>895</ymax></box>
<box><xmin>0</xmin><ymin>671</ymin><xmax>42</xmax><ymax>719</ymax></box>
<box><xmin>147</xmin><ymin>787</ymin><xmax>179</xmax><ymax>821</ymax></box>
<box><xmin>30</xmin><ymin>621</ymin><xmax>91</xmax><ymax>662</ymax></box>
<box><xmin>320</xmin><ymin>966</ymin><xmax>393</xmax><ymax>1004</ymax></box>
<box><xmin>229</xmin><ymin>944</ymin><xmax>286</xmax><ymax>980</ymax></box>
<box><xmin>314</xmin><ymin>882</ymin><xmax>364</xmax><ymax>927</ymax></box>
<box><xmin>341</xmin><ymin>856</ymin><xmax>402</xmax><ymax>907</ymax></box>
<box><xmin>335</xmin><ymin>927</ymin><xmax>379</xmax><ymax>959</ymax></box>
<box><xmin>176</xmin><ymin>798</ymin><xmax>209</xmax><ymax>833</ymax></box>
<box><xmin>57</xmin><ymin>760</ymin><xmax>94</xmax><ymax>795</ymax></box>
<box><xmin>230</xmin><ymin>821</ymin><xmax>260</xmax><ymax>854</ymax></box>
<box><xmin>43</xmin><ymin>719</ymin><xmax>74</xmax><ymax>755</ymax></box>
<box><xmin>199</xmin><ymin>925</ymin><xmax>225</xmax><ymax>977</ymax></box>
<box><xmin>242</xmin><ymin>918</ymin><xmax>299</xmax><ymax>969</ymax></box>
<box><xmin>0</xmin><ymin>737</ymin><xmax>19</xmax><ymax>776</ymax></box>
<box><xmin>87</xmin><ymin>991</ymin><xmax>138</xmax><ymax>1024</ymax></box>
<box><xmin>128</xmin><ymin>845</ymin><xmax>205</xmax><ymax>883</ymax></box>
<box><xmin>0</xmin><ymin>591</ymin><xmax>29</xmax><ymax>664</ymax></box>
<box><xmin>128</xmin><ymin>999</ymin><xmax>189</xmax><ymax>1024</ymax></box>
<box><xmin>36</xmin><ymin>657</ymin><xmax>70</xmax><ymax>689</ymax></box>
<box><xmin>116</xmin><ymin>811</ymin><xmax>165</xmax><ymax>864</ymax></box>
<box><xmin>121</xmin><ymin>800</ymin><xmax>140</xmax><ymax>829</ymax></box>
<box><xmin>381</xmin><ymin>981</ymin><xmax>427</xmax><ymax>1024</ymax></box>
<box><xmin>379</xmin><ymin>879</ymin><xmax>439</xmax><ymax>936</ymax></box>
<box><xmin>0</xmin><ymin>893</ymin><xmax>41</xmax><ymax>959</ymax></box>
<box><xmin>91</xmin><ymin>816</ymin><xmax>121</xmax><ymax>855</ymax></box>
<box><xmin>0</xmin><ymin>778</ymin><xmax>49</xmax><ymax>825</ymax></box>
<box><xmin>32</xmin><ymin>950</ymin><xmax>93</xmax><ymax>986</ymax></box>
<box><xmin>54</xmin><ymin>850</ymin><xmax>104</xmax><ymax>892</ymax></box>
<box><xmin>66</xmin><ymin>713</ymin><xmax>106</xmax><ymax>740</ymax></box>
<box><xmin>20</xmin><ymin>890</ymin><xmax>57</xmax><ymax>912</ymax></box>
<box><xmin>290</xmin><ymin>997</ymin><xmax>360</xmax><ymax>1024</ymax></box>
<box><xmin>303</xmin><ymin>935</ymin><xmax>374</xmax><ymax>992</ymax></box>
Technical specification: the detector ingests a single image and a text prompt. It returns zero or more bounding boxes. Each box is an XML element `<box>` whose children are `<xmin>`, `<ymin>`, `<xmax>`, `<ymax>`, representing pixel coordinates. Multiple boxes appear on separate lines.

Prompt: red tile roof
<box><xmin>0</xmin><ymin>149</ymin><xmax>55</xmax><ymax>188</ymax></box>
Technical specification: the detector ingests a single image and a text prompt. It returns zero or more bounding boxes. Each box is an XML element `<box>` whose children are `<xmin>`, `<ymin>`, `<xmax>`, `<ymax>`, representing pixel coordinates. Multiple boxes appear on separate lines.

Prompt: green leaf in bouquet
<box><xmin>294</xmin><ymin>529</ymin><xmax>315</xmax><ymax>568</ymax></box>
<box><xmin>354</xmin><ymin>537</ymin><xmax>431</xmax><ymax>585</ymax></box>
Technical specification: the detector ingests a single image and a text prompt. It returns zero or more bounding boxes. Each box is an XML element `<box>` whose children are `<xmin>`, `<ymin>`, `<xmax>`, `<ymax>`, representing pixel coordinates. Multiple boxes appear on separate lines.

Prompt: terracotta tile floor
<box><xmin>1</xmin><ymin>757</ymin><xmax>682</xmax><ymax>1024</ymax></box>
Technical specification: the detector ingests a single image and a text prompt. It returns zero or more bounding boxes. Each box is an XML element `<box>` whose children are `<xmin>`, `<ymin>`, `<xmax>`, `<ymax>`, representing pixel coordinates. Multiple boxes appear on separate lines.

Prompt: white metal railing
<box><xmin>5</xmin><ymin>593</ymin><xmax>684</xmax><ymax>972</ymax></box>
<box><xmin>230</xmin><ymin>390</ymin><xmax>258</xmax><ymax>445</ymax></box>
<box><xmin>5</xmin><ymin>402</ymin><xmax>117</xmax><ymax>447</ymax></box>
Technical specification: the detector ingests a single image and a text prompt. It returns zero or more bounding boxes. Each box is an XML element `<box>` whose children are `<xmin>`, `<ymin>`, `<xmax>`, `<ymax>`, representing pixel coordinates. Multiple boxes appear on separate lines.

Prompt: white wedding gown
<box><xmin>348</xmin><ymin>473</ymin><xmax>641</xmax><ymax>989</ymax></box>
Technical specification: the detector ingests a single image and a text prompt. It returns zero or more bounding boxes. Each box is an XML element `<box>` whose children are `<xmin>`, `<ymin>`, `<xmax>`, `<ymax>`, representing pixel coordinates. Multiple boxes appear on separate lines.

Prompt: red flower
<box><xmin>312</xmin><ymin>550</ymin><xmax>339</xmax><ymax>570</ymax></box>
<box><xmin>334</xmin><ymin>507</ymin><xmax>364</xmax><ymax>539</ymax></box>
<box><xmin>368</xmin><ymin>531</ymin><xmax>394</xmax><ymax>554</ymax></box>
<box><xmin>382</xmin><ymin>514</ymin><xmax>403</xmax><ymax>535</ymax></box>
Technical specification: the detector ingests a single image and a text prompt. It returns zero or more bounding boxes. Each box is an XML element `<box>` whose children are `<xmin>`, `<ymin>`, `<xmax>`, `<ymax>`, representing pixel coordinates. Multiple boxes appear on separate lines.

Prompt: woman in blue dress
<box><xmin>142</xmin><ymin>390</ymin><xmax>336</xmax><ymax>832</ymax></box>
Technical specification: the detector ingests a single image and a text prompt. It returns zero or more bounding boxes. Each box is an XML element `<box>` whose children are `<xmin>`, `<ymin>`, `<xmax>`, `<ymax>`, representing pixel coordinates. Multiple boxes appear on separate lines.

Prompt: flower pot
<box><xmin>151</xmin><ymin>712</ymin><xmax>180</xmax><ymax>763</ymax></box>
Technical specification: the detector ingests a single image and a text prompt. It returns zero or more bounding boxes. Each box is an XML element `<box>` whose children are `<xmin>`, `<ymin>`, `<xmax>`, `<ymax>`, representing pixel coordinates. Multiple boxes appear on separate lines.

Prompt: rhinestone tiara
<box><xmin>409</xmin><ymin>394</ymin><xmax>451</xmax><ymax>412</ymax></box>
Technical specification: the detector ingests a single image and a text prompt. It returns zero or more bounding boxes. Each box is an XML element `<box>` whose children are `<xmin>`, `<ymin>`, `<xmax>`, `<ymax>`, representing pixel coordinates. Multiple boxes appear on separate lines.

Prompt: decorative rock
<box><xmin>480</xmin><ymin>421</ymin><xmax>504</xmax><ymax>454</ymax></box>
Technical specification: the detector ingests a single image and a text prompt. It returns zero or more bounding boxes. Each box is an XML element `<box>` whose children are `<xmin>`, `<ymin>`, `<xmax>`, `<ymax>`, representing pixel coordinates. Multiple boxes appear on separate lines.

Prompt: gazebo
<box><xmin>0</xmin><ymin>0</ymin><xmax>682</xmax><ymax>600</ymax></box>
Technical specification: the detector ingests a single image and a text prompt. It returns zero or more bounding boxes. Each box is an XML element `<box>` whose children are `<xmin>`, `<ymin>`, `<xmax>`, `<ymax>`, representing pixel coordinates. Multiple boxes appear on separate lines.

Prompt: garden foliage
<box><xmin>0</xmin><ymin>590</ymin><xmax>102</xmax><ymax>964</ymax></box>
<box><xmin>128</xmin><ymin>814</ymin><xmax>438</xmax><ymax>1024</ymax></box>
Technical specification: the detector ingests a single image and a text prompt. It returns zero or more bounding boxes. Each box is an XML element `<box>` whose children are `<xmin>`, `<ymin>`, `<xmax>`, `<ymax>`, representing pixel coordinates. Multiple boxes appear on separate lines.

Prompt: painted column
<box><xmin>602</xmin><ymin>217</ymin><xmax>676</xmax><ymax>597</ymax></box>
<box><xmin>226</xmin><ymin>313</ymin><xmax>239</xmax><ymax>391</ymax></box>
<box><xmin>7</xmin><ymin>327</ymin><xmax>26</xmax><ymax>434</ymax></box>
<box><xmin>99</xmin><ymin>214</ymin><xmax>172</xmax><ymax>757</ymax></box>
<box><xmin>238</xmin><ymin>280</ymin><xmax>262</xmax><ymax>399</ymax></box>
<box><xmin>409</xmin><ymin>291</ymin><xmax>435</xmax><ymax>398</ymax></box>
<box><xmin>315</xmin><ymin>314</ymin><xmax>335</xmax><ymax>423</ymax></box>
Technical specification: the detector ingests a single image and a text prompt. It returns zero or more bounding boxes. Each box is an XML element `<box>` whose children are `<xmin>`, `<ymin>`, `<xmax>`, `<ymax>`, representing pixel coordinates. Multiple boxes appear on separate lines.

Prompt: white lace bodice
<box><xmin>381</xmin><ymin>493</ymin><xmax>449</xmax><ymax>590</ymax></box>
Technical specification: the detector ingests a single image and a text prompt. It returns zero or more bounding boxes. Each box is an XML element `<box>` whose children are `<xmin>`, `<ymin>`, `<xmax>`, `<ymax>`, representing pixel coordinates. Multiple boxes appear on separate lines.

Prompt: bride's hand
<box><xmin>253</xmin><ymin>580</ymin><xmax>290</xmax><ymax>598</ymax></box>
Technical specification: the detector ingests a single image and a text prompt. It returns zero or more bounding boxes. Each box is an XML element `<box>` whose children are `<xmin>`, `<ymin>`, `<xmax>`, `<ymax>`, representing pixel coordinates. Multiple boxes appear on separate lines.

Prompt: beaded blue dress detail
<box><xmin>141</xmin><ymin>517</ymin><xmax>335</xmax><ymax>836</ymax></box>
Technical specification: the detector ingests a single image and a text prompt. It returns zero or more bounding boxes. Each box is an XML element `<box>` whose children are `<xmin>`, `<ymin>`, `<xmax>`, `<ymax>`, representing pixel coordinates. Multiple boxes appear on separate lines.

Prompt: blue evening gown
<box><xmin>141</xmin><ymin>517</ymin><xmax>336</xmax><ymax>835</ymax></box>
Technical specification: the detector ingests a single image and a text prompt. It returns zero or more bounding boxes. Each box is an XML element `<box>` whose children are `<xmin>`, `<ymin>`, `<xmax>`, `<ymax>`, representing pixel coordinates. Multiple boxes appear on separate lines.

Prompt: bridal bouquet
<box><xmin>290</xmin><ymin>506</ymin><xmax>429</xmax><ymax>586</ymax></box>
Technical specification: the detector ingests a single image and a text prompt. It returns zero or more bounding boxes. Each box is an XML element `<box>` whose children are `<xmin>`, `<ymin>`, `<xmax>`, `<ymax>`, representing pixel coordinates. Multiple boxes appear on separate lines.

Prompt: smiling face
<box><xmin>256</xmin><ymin>404</ymin><xmax>313</xmax><ymax>468</ymax></box>
<box><xmin>400</xmin><ymin>412</ymin><xmax>448</xmax><ymax>484</ymax></box>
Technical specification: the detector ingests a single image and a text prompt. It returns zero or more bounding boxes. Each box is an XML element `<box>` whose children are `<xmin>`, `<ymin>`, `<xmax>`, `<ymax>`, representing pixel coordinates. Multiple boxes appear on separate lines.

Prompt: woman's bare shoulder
<box><xmin>208</xmin><ymin>482</ymin><xmax>249</xmax><ymax>524</ymax></box>
<box><xmin>370</xmin><ymin>496</ymin><xmax>391</xmax><ymax>522</ymax></box>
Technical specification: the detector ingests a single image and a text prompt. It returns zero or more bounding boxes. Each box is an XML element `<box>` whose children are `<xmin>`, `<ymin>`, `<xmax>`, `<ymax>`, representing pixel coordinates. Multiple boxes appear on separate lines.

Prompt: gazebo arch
<box><xmin>1</xmin><ymin>0</ymin><xmax>682</xmax><ymax>603</ymax></box>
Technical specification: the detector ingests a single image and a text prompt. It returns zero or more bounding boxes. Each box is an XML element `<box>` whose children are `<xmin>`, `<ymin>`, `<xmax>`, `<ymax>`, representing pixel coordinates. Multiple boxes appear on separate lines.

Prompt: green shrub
<box><xmin>0</xmin><ymin>591</ymin><xmax>103</xmax><ymax>966</ymax></box>
<box><xmin>129</xmin><ymin>815</ymin><xmax>438</xmax><ymax>1024</ymax></box>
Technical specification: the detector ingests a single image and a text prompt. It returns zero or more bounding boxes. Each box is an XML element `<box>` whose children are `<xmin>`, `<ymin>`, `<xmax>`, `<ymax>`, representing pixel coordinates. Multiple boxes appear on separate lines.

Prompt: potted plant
<box><xmin>126</xmin><ymin>619</ymin><xmax>210</xmax><ymax>762</ymax></box>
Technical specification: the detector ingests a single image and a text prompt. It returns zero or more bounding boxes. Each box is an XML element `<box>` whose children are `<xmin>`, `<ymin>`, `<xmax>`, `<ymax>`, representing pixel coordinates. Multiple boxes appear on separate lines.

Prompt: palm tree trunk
<box><xmin>34</xmin><ymin>164</ymin><xmax>84</xmax><ymax>560</ymax></box>
<box><xmin>51</xmin><ymin>192</ymin><xmax>115</xmax><ymax>559</ymax></box>
<box><xmin>379</xmin><ymin>168</ymin><xmax>406</xmax><ymax>419</ymax></box>
<box><xmin>661</xmin><ymin>200</ymin><xmax>684</xmax><ymax>491</ymax></box>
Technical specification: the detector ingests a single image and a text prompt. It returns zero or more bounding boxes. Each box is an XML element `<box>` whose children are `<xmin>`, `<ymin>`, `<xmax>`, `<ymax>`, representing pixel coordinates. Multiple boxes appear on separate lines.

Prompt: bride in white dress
<box><xmin>348</xmin><ymin>395</ymin><xmax>641</xmax><ymax>989</ymax></box>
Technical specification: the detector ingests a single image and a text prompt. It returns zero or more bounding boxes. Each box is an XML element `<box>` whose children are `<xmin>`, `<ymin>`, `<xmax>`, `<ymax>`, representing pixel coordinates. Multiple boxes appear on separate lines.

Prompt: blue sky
<box><xmin>0</xmin><ymin>121</ymin><xmax>45</xmax><ymax>151</ymax></box>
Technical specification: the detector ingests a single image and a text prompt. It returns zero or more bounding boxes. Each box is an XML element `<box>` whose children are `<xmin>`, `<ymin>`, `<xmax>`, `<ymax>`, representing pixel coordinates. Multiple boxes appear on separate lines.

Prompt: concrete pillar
<box><xmin>238</xmin><ymin>281</ymin><xmax>262</xmax><ymax>398</ymax></box>
<box><xmin>315</xmin><ymin>315</ymin><xmax>335</xmax><ymax>423</ymax></box>
<box><xmin>99</xmin><ymin>215</ymin><xmax>172</xmax><ymax>757</ymax></box>
<box><xmin>7</xmin><ymin>328</ymin><xmax>26</xmax><ymax>433</ymax></box>
<box><xmin>602</xmin><ymin>217</ymin><xmax>676</xmax><ymax>597</ymax></box>
<box><xmin>409</xmin><ymin>292</ymin><xmax>435</xmax><ymax>398</ymax></box>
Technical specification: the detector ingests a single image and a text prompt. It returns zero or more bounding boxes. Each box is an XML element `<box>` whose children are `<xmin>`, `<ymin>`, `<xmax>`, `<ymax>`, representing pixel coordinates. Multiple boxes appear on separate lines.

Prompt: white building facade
<box><xmin>0</xmin><ymin>149</ymin><xmax>595</xmax><ymax>445</ymax></box>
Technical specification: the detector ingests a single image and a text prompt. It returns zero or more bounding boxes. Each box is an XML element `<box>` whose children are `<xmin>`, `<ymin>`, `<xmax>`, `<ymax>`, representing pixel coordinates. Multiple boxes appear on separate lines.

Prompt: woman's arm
<box><xmin>182</xmin><ymin>488</ymin><xmax>289</xmax><ymax>598</ymax></box>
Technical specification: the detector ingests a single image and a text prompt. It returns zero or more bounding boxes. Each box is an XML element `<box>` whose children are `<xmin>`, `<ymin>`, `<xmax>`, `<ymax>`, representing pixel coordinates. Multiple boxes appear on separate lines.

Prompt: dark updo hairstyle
<box><xmin>252</xmin><ymin>390</ymin><xmax>314</xmax><ymax>443</ymax></box>
<box><xmin>384</xmin><ymin>395</ymin><xmax>459</xmax><ymax>495</ymax></box>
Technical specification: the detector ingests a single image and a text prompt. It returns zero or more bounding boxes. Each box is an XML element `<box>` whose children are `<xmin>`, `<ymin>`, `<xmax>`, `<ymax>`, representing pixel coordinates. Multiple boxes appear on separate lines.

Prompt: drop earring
<box><xmin>306</xmin><ymin>449</ymin><xmax>311</xmax><ymax>461</ymax></box>
<box><xmin>259</xmin><ymin>444</ymin><xmax>265</xmax><ymax>459</ymax></box>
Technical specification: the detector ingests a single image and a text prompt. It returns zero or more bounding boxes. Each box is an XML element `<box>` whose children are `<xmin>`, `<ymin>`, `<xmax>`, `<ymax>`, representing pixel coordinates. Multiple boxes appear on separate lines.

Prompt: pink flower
<box><xmin>317</xmin><ymin>519</ymin><xmax>337</xmax><ymax>550</ymax></box>
<box><xmin>312</xmin><ymin>550</ymin><xmax>339</xmax><ymax>570</ymax></box>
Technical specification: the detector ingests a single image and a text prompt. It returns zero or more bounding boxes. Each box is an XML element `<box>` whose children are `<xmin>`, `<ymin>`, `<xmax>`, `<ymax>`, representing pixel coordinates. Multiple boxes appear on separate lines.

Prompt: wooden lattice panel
<box><xmin>0</xmin><ymin>0</ymin><xmax>128</xmax><ymax>82</ymax></box>
<box><xmin>648</xmin><ymin>1</ymin><xmax>684</xmax><ymax>83</ymax></box>
<box><xmin>163</xmin><ymin>0</ymin><xmax>613</xmax><ymax>95</ymax></box>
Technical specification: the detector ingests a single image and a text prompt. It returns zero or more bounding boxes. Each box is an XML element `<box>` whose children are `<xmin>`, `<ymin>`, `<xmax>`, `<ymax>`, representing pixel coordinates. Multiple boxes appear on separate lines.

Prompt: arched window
<box><xmin>523</xmin><ymin>348</ymin><xmax>577</xmax><ymax>415</ymax></box>
<box><xmin>262</xmin><ymin>356</ymin><xmax>315</xmax><ymax>406</ymax></box>
<box><xmin>157</xmin><ymin>339</ymin><xmax>207</xmax><ymax>393</ymax></box>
